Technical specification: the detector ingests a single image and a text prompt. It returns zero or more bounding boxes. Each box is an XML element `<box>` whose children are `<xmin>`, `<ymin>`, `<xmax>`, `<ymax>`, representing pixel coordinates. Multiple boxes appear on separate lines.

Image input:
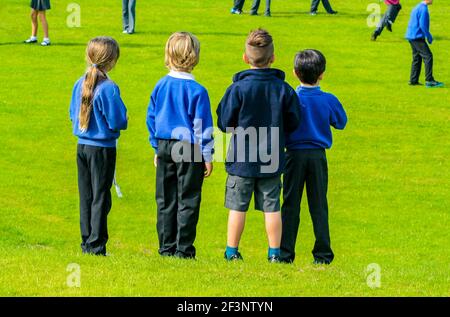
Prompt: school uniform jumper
<box><xmin>70</xmin><ymin>78</ymin><xmax>128</xmax><ymax>255</ymax></box>
<box><xmin>281</xmin><ymin>86</ymin><xmax>347</xmax><ymax>264</ymax></box>
<box><xmin>217</xmin><ymin>69</ymin><xmax>301</xmax><ymax>212</ymax></box>
<box><xmin>146</xmin><ymin>71</ymin><xmax>214</xmax><ymax>258</ymax></box>
<box><xmin>406</xmin><ymin>2</ymin><xmax>434</xmax><ymax>83</ymax></box>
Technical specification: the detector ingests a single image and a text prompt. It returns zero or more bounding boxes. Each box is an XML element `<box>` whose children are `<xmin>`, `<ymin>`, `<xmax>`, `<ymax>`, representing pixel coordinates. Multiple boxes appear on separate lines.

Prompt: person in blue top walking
<box><xmin>406</xmin><ymin>0</ymin><xmax>443</xmax><ymax>88</ymax></box>
<box><xmin>146</xmin><ymin>32</ymin><xmax>214</xmax><ymax>259</ymax></box>
<box><xmin>280</xmin><ymin>49</ymin><xmax>347</xmax><ymax>265</ymax></box>
<box><xmin>69</xmin><ymin>37</ymin><xmax>128</xmax><ymax>256</ymax></box>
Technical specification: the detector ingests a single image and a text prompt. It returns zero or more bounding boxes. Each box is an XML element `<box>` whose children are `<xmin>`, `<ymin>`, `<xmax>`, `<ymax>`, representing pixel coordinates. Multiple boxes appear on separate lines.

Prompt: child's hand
<box><xmin>204</xmin><ymin>162</ymin><xmax>213</xmax><ymax>178</ymax></box>
<box><xmin>154</xmin><ymin>155</ymin><xmax>158</xmax><ymax>167</ymax></box>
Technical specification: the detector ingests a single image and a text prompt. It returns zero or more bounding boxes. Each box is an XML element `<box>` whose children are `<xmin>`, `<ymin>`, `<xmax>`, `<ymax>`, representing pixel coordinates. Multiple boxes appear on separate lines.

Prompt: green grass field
<box><xmin>0</xmin><ymin>0</ymin><xmax>449</xmax><ymax>296</ymax></box>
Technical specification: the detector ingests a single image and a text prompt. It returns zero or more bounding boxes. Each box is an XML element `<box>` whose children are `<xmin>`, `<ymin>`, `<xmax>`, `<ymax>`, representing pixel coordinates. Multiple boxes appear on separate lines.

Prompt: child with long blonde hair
<box><xmin>69</xmin><ymin>37</ymin><xmax>128</xmax><ymax>255</ymax></box>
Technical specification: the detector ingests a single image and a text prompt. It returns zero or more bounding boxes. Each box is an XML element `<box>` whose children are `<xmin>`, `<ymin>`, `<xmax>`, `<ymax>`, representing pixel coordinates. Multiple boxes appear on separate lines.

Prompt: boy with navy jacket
<box><xmin>406</xmin><ymin>0</ymin><xmax>443</xmax><ymax>88</ymax></box>
<box><xmin>146</xmin><ymin>32</ymin><xmax>214</xmax><ymax>259</ymax></box>
<box><xmin>217</xmin><ymin>29</ymin><xmax>300</xmax><ymax>262</ymax></box>
<box><xmin>280</xmin><ymin>49</ymin><xmax>347</xmax><ymax>265</ymax></box>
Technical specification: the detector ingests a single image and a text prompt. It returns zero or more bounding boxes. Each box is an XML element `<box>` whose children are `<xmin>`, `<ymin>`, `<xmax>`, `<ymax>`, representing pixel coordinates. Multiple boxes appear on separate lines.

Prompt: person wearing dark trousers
<box><xmin>122</xmin><ymin>0</ymin><xmax>136</xmax><ymax>34</ymax></box>
<box><xmin>147</xmin><ymin>32</ymin><xmax>214</xmax><ymax>259</ymax></box>
<box><xmin>281</xmin><ymin>49</ymin><xmax>347</xmax><ymax>265</ymax></box>
<box><xmin>231</xmin><ymin>0</ymin><xmax>271</xmax><ymax>16</ymax></box>
<box><xmin>77</xmin><ymin>145</ymin><xmax>116</xmax><ymax>255</ymax></box>
<box><xmin>371</xmin><ymin>0</ymin><xmax>402</xmax><ymax>41</ymax></box>
<box><xmin>406</xmin><ymin>0</ymin><xmax>443</xmax><ymax>88</ymax></box>
<box><xmin>155</xmin><ymin>141</ymin><xmax>205</xmax><ymax>257</ymax></box>
<box><xmin>310</xmin><ymin>0</ymin><xmax>337</xmax><ymax>15</ymax></box>
<box><xmin>250</xmin><ymin>0</ymin><xmax>272</xmax><ymax>16</ymax></box>
<box><xmin>69</xmin><ymin>37</ymin><xmax>128</xmax><ymax>256</ymax></box>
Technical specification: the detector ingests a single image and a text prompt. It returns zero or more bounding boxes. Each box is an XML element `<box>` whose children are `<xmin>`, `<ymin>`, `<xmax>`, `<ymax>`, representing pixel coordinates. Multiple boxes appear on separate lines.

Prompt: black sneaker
<box><xmin>175</xmin><ymin>251</ymin><xmax>195</xmax><ymax>259</ymax></box>
<box><xmin>386</xmin><ymin>21</ymin><xmax>393</xmax><ymax>32</ymax></box>
<box><xmin>328</xmin><ymin>11</ymin><xmax>338</xmax><ymax>15</ymax></box>
<box><xmin>313</xmin><ymin>259</ymin><xmax>331</xmax><ymax>265</ymax></box>
<box><xmin>408</xmin><ymin>81</ymin><xmax>422</xmax><ymax>86</ymax></box>
<box><xmin>224</xmin><ymin>251</ymin><xmax>243</xmax><ymax>261</ymax></box>
<box><xmin>371</xmin><ymin>32</ymin><xmax>378</xmax><ymax>41</ymax></box>
<box><xmin>268</xmin><ymin>255</ymin><xmax>281</xmax><ymax>263</ymax></box>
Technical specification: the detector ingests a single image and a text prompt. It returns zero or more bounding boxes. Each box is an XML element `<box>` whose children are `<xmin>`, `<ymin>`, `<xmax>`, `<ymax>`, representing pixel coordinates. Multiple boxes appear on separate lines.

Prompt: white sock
<box><xmin>30</xmin><ymin>36</ymin><xmax>37</xmax><ymax>40</ymax></box>
<box><xmin>43</xmin><ymin>37</ymin><xmax>50</xmax><ymax>42</ymax></box>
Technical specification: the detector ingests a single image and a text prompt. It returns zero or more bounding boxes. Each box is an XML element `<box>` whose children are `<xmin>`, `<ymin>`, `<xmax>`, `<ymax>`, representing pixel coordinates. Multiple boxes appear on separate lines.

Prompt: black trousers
<box><xmin>155</xmin><ymin>140</ymin><xmax>205</xmax><ymax>258</ymax></box>
<box><xmin>77</xmin><ymin>144</ymin><xmax>116</xmax><ymax>255</ymax></box>
<box><xmin>374</xmin><ymin>4</ymin><xmax>402</xmax><ymax>36</ymax></box>
<box><xmin>409</xmin><ymin>39</ymin><xmax>434</xmax><ymax>83</ymax></box>
<box><xmin>281</xmin><ymin>149</ymin><xmax>334</xmax><ymax>263</ymax></box>
<box><xmin>311</xmin><ymin>0</ymin><xmax>334</xmax><ymax>13</ymax></box>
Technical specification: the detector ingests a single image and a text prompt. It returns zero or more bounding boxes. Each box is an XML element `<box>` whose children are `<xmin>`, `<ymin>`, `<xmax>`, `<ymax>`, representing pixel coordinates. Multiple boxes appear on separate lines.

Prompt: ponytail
<box><xmin>79</xmin><ymin>37</ymin><xmax>120</xmax><ymax>132</ymax></box>
<box><xmin>79</xmin><ymin>66</ymin><xmax>100</xmax><ymax>132</ymax></box>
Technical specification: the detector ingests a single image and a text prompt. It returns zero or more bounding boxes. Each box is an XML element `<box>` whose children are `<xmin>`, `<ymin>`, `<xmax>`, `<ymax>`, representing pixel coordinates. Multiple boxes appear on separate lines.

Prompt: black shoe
<box><xmin>268</xmin><ymin>255</ymin><xmax>281</xmax><ymax>263</ymax></box>
<box><xmin>328</xmin><ymin>10</ymin><xmax>338</xmax><ymax>15</ymax></box>
<box><xmin>224</xmin><ymin>251</ymin><xmax>243</xmax><ymax>261</ymax></box>
<box><xmin>408</xmin><ymin>81</ymin><xmax>422</xmax><ymax>86</ymax></box>
<box><xmin>371</xmin><ymin>32</ymin><xmax>378</xmax><ymax>41</ymax></box>
<box><xmin>250</xmin><ymin>11</ymin><xmax>258</xmax><ymax>16</ymax></box>
<box><xmin>313</xmin><ymin>259</ymin><xmax>331</xmax><ymax>265</ymax></box>
<box><xmin>175</xmin><ymin>251</ymin><xmax>195</xmax><ymax>259</ymax></box>
<box><xmin>386</xmin><ymin>21</ymin><xmax>393</xmax><ymax>32</ymax></box>
<box><xmin>279</xmin><ymin>257</ymin><xmax>294</xmax><ymax>264</ymax></box>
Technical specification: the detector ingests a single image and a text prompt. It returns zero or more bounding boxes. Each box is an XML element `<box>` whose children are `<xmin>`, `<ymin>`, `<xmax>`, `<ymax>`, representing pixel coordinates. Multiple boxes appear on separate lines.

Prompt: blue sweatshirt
<box><xmin>146</xmin><ymin>71</ymin><xmax>214</xmax><ymax>162</ymax></box>
<box><xmin>406</xmin><ymin>2</ymin><xmax>432</xmax><ymax>43</ymax></box>
<box><xmin>69</xmin><ymin>77</ymin><xmax>128</xmax><ymax>148</ymax></box>
<box><xmin>286</xmin><ymin>86</ymin><xmax>347</xmax><ymax>151</ymax></box>
<box><xmin>217</xmin><ymin>69</ymin><xmax>301</xmax><ymax>178</ymax></box>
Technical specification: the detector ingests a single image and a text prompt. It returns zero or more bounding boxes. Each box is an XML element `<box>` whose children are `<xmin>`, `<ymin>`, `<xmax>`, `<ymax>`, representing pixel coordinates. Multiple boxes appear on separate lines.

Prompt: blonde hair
<box><xmin>79</xmin><ymin>36</ymin><xmax>120</xmax><ymax>132</ymax></box>
<box><xmin>165</xmin><ymin>32</ymin><xmax>200</xmax><ymax>72</ymax></box>
<box><xmin>245</xmin><ymin>29</ymin><xmax>274</xmax><ymax>68</ymax></box>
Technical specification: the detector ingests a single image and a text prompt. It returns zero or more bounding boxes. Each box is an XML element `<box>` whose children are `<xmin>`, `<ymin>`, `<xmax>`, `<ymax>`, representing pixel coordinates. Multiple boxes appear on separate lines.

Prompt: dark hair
<box><xmin>245</xmin><ymin>29</ymin><xmax>274</xmax><ymax>67</ymax></box>
<box><xmin>294</xmin><ymin>49</ymin><xmax>326</xmax><ymax>85</ymax></box>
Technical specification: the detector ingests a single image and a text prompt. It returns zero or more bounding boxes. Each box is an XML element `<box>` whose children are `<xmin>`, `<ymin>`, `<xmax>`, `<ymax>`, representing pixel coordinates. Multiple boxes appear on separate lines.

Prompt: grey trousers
<box><xmin>374</xmin><ymin>4</ymin><xmax>402</xmax><ymax>36</ymax></box>
<box><xmin>233</xmin><ymin>0</ymin><xmax>271</xmax><ymax>15</ymax></box>
<box><xmin>122</xmin><ymin>0</ymin><xmax>136</xmax><ymax>33</ymax></box>
<box><xmin>311</xmin><ymin>0</ymin><xmax>334</xmax><ymax>13</ymax></box>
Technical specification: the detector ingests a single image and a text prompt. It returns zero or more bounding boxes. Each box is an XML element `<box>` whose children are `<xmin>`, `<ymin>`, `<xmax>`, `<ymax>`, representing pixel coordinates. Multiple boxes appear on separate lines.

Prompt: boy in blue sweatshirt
<box><xmin>280</xmin><ymin>49</ymin><xmax>347</xmax><ymax>265</ymax></box>
<box><xmin>406</xmin><ymin>0</ymin><xmax>443</xmax><ymax>88</ymax></box>
<box><xmin>217</xmin><ymin>29</ymin><xmax>301</xmax><ymax>262</ymax></box>
<box><xmin>146</xmin><ymin>32</ymin><xmax>214</xmax><ymax>259</ymax></box>
<box><xmin>69</xmin><ymin>37</ymin><xmax>128</xmax><ymax>256</ymax></box>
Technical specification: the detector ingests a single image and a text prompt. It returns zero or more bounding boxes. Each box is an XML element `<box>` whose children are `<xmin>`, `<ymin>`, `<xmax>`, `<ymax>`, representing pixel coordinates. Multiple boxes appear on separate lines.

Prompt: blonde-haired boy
<box><xmin>146</xmin><ymin>32</ymin><xmax>214</xmax><ymax>259</ymax></box>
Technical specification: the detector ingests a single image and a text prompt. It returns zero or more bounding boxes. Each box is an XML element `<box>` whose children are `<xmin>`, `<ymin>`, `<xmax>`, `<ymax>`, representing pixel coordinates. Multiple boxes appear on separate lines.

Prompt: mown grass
<box><xmin>0</xmin><ymin>0</ymin><xmax>449</xmax><ymax>296</ymax></box>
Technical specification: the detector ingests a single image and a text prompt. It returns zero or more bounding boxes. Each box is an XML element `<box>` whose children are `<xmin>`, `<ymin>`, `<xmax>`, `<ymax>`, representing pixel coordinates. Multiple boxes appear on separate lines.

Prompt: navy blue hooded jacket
<box><xmin>217</xmin><ymin>69</ymin><xmax>301</xmax><ymax>178</ymax></box>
